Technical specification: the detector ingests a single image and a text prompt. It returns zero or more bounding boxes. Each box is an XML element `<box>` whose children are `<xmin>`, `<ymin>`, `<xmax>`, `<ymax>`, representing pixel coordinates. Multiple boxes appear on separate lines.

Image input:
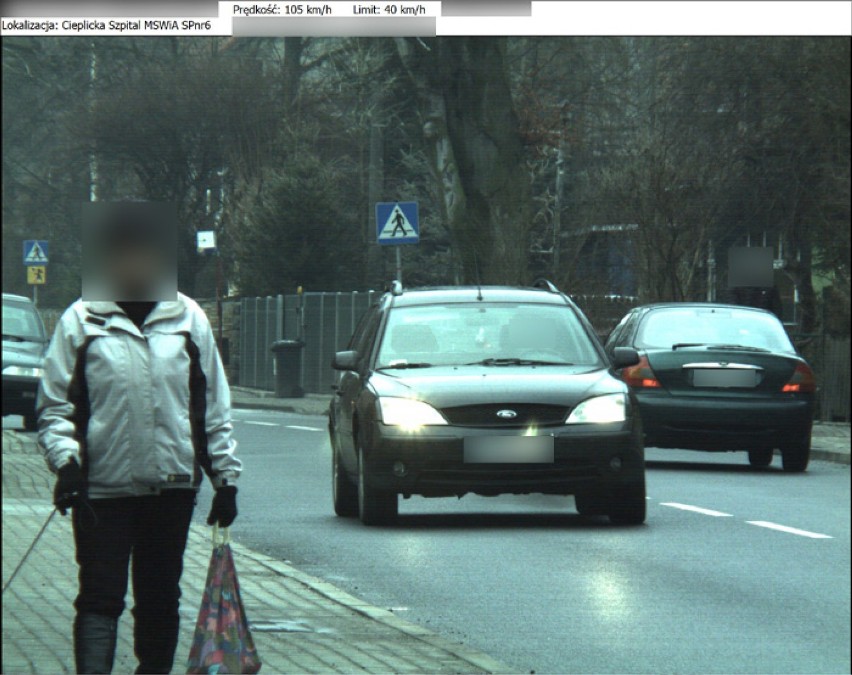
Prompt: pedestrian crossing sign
<box><xmin>27</xmin><ymin>266</ymin><xmax>46</xmax><ymax>285</ymax></box>
<box><xmin>376</xmin><ymin>202</ymin><xmax>419</xmax><ymax>245</ymax></box>
<box><xmin>23</xmin><ymin>240</ymin><xmax>49</xmax><ymax>265</ymax></box>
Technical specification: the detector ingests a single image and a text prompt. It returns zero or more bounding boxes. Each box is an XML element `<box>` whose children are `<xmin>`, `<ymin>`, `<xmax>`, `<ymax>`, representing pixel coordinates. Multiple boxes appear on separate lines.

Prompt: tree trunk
<box><xmin>396</xmin><ymin>37</ymin><xmax>532</xmax><ymax>285</ymax></box>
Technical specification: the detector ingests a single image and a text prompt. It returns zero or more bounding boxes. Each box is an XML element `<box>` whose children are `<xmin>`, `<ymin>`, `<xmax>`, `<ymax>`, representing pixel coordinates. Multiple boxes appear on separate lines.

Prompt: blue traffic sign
<box><xmin>376</xmin><ymin>202</ymin><xmax>419</xmax><ymax>245</ymax></box>
<box><xmin>23</xmin><ymin>240</ymin><xmax>49</xmax><ymax>265</ymax></box>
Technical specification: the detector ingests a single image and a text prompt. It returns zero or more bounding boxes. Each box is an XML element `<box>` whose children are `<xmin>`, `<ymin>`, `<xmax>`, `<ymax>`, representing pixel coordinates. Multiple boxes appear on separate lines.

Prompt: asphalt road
<box><xmin>8</xmin><ymin>410</ymin><xmax>850</xmax><ymax>674</ymax></box>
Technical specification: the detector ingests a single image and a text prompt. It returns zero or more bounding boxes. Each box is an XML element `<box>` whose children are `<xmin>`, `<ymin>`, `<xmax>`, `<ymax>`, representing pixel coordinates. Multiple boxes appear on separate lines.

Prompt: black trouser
<box><xmin>73</xmin><ymin>490</ymin><xmax>196</xmax><ymax>674</ymax></box>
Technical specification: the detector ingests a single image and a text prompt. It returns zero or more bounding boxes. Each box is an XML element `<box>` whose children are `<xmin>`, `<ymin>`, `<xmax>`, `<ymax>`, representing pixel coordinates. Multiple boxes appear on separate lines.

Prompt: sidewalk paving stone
<box><xmin>1</xmin><ymin>430</ymin><xmax>515</xmax><ymax>675</ymax></box>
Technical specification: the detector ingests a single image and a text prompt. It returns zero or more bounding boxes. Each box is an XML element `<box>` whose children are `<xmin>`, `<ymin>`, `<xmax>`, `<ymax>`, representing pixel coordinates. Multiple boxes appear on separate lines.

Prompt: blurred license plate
<box><xmin>692</xmin><ymin>369</ymin><xmax>757</xmax><ymax>388</ymax></box>
<box><xmin>464</xmin><ymin>435</ymin><xmax>554</xmax><ymax>463</ymax></box>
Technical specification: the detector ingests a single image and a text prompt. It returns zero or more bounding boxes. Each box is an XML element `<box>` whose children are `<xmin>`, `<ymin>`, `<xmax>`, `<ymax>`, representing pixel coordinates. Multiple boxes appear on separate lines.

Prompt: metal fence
<box><xmin>797</xmin><ymin>335</ymin><xmax>851</xmax><ymax>423</ymax></box>
<box><xmin>820</xmin><ymin>338</ymin><xmax>851</xmax><ymax>422</ymax></box>
<box><xmin>238</xmin><ymin>295</ymin><xmax>284</xmax><ymax>390</ymax></box>
<box><xmin>238</xmin><ymin>291</ymin><xmax>378</xmax><ymax>394</ymax></box>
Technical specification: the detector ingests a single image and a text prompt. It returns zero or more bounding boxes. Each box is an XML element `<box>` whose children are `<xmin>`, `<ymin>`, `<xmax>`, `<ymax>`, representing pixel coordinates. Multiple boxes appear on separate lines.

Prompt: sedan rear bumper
<box><xmin>636</xmin><ymin>391</ymin><xmax>813</xmax><ymax>450</ymax></box>
<box><xmin>364</xmin><ymin>421</ymin><xmax>644</xmax><ymax>498</ymax></box>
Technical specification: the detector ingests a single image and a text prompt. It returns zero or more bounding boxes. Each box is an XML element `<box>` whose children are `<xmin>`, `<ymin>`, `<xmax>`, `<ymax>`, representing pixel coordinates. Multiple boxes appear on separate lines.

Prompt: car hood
<box><xmin>3</xmin><ymin>340</ymin><xmax>46</xmax><ymax>369</ymax></box>
<box><xmin>368</xmin><ymin>365</ymin><xmax>624</xmax><ymax>409</ymax></box>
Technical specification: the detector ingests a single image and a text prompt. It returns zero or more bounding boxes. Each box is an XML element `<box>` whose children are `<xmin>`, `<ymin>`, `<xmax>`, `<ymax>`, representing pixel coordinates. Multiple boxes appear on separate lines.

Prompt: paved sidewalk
<box><xmin>1</xmin><ymin>430</ymin><xmax>514</xmax><ymax>675</ymax></box>
<box><xmin>230</xmin><ymin>386</ymin><xmax>851</xmax><ymax>465</ymax></box>
<box><xmin>810</xmin><ymin>423</ymin><xmax>852</xmax><ymax>465</ymax></box>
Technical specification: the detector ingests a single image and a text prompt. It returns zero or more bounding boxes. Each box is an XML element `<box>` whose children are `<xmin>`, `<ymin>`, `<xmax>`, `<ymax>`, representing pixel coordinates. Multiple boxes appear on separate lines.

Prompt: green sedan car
<box><xmin>604</xmin><ymin>303</ymin><xmax>815</xmax><ymax>472</ymax></box>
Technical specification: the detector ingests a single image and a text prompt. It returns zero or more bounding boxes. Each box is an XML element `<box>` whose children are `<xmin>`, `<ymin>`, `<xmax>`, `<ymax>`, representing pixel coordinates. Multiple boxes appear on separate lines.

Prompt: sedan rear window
<box><xmin>636</xmin><ymin>307</ymin><xmax>795</xmax><ymax>353</ymax></box>
<box><xmin>376</xmin><ymin>303</ymin><xmax>602</xmax><ymax>368</ymax></box>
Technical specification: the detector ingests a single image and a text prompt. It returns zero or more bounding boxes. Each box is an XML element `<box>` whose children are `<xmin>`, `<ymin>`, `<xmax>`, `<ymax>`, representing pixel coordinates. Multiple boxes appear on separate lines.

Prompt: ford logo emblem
<box><xmin>496</xmin><ymin>409</ymin><xmax>518</xmax><ymax>419</ymax></box>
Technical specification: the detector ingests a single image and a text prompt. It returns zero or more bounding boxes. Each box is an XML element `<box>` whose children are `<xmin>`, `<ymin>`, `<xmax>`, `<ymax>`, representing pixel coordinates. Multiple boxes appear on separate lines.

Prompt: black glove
<box><xmin>207</xmin><ymin>485</ymin><xmax>238</xmax><ymax>527</ymax></box>
<box><xmin>54</xmin><ymin>459</ymin><xmax>86</xmax><ymax>516</ymax></box>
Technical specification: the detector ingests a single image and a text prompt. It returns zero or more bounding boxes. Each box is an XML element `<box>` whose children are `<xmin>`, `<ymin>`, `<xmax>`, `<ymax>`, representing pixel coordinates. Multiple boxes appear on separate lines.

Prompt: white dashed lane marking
<box><xmin>242</xmin><ymin>421</ymin><xmax>279</xmax><ymax>427</ymax></box>
<box><xmin>286</xmin><ymin>425</ymin><xmax>324</xmax><ymax>432</ymax></box>
<box><xmin>659</xmin><ymin>502</ymin><xmax>734</xmax><ymax>517</ymax></box>
<box><xmin>656</xmin><ymin>501</ymin><xmax>835</xmax><ymax>538</ymax></box>
<box><xmin>746</xmin><ymin>521</ymin><xmax>833</xmax><ymax>539</ymax></box>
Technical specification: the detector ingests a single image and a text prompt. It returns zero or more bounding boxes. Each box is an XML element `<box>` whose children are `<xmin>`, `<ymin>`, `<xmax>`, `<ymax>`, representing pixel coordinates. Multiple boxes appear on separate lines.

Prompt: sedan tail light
<box><xmin>622</xmin><ymin>355</ymin><xmax>661</xmax><ymax>388</ymax></box>
<box><xmin>781</xmin><ymin>363</ymin><xmax>816</xmax><ymax>393</ymax></box>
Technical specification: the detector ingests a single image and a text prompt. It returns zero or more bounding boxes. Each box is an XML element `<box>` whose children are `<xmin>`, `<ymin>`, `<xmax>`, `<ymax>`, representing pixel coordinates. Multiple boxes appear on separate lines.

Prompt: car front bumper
<box><xmin>635</xmin><ymin>391</ymin><xmax>814</xmax><ymax>450</ymax></box>
<box><xmin>2</xmin><ymin>375</ymin><xmax>40</xmax><ymax>418</ymax></box>
<box><xmin>364</xmin><ymin>421</ymin><xmax>644</xmax><ymax>498</ymax></box>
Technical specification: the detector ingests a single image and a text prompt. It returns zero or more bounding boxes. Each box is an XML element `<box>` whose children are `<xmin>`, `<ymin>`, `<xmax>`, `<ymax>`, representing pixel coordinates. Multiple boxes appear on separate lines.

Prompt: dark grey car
<box><xmin>604</xmin><ymin>303</ymin><xmax>816</xmax><ymax>471</ymax></box>
<box><xmin>328</xmin><ymin>281</ymin><xmax>645</xmax><ymax>526</ymax></box>
<box><xmin>2</xmin><ymin>293</ymin><xmax>48</xmax><ymax>431</ymax></box>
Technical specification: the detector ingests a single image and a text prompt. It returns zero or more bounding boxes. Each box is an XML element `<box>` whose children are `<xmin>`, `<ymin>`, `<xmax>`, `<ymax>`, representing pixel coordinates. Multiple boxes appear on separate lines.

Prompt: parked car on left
<box><xmin>2</xmin><ymin>293</ymin><xmax>48</xmax><ymax>431</ymax></box>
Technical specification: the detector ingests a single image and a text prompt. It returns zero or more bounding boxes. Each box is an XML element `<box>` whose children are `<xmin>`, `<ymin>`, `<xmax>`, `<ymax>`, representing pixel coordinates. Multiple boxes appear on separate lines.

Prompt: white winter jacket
<box><xmin>37</xmin><ymin>293</ymin><xmax>241</xmax><ymax>498</ymax></box>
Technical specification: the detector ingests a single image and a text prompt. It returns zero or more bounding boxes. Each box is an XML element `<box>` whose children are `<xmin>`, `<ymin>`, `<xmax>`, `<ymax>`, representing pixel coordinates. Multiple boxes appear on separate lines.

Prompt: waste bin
<box><xmin>270</xmin><ymin>340</ymin><xmax>304</xmax><ymax>398</ymax></box>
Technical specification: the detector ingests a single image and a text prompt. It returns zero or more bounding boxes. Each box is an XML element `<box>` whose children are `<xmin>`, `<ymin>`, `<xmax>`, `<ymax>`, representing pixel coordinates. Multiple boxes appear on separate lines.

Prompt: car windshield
<box><xmin>637</xmin><ymin>307</ymin><xmax>795</xmax><ymax>354</ymax></box>
<box><xmin>2</xmin><ymin>301</ymin><xmax>46</xmax><ymax>343</ymax></box>
<box><xmin>375</xmin><ymin>303</ymin><xmax>602</xmax><ymax>369</ymax></box>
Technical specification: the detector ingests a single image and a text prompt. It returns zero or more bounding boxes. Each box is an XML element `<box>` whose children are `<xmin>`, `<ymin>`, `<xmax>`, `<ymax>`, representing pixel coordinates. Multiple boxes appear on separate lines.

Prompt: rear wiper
<box><xmin>377</xmin><ymin>362</ymin><xmax>434</xmax><ymax>370</ymax></box>
<box><xmin>466</xmin><ymin>357</ymin><xmax>575</xmax><ymax>366</ymax></box>
<box><xmin>2</xmin><ymin>334</ymin><xmax>26</xmax><ymax>342</ymax></box>
<box><xmin>704</xmin><ymin>344</ymin><xmax>771</xmax><ymax>353</ymax></box>
<box><xmin>671</xmin><ymin>343</ymin><xmax>707</xmax><ymax>350</ymax></box>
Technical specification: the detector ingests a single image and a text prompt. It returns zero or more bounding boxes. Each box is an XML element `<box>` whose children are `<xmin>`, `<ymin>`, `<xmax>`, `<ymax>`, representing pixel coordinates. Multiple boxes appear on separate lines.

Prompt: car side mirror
<box><xmin>332</xmin><ymin>350</ymin><xmax>359</xmax><ymax>371</ymax></box>
<box><xmin>611</xmin><ymin>347</ymin><xmax>640</xmax><ymax>369</ymax></box>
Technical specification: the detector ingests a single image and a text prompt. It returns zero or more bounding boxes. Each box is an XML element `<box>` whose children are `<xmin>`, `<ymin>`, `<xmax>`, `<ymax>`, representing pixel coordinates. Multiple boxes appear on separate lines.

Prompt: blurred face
<box><xmin>81</xmin><ymin>201</ymin><xmax>178</xmax><ymax>302</ymax></box>
<box><xmin>105</xmin><ymin>243</ymin><xmax>165</xmax><ymax>300</ymax></box>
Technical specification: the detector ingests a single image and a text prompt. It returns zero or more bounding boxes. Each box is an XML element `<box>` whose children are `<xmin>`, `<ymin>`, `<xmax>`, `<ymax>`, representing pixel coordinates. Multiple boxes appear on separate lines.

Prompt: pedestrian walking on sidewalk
<box><xmin>36</xmin><ymin>201</ymin><xmax>242</xmax><ymax>674</ymax></box>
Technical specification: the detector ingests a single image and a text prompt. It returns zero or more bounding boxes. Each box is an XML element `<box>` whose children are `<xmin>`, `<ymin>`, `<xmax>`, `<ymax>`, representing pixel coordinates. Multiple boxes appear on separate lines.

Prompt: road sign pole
<box><xmin>396</xmin><ymin>247</ymin><xmax>402</xmax><ymax>285</ymax></box>
<box><xmin>33</xmin><ymin>284</ymin><xmax>37</xmax><ymax>307</ymax></box>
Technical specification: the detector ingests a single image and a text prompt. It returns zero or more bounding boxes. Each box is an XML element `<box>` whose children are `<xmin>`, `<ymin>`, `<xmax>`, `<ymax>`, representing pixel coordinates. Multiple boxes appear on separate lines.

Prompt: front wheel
<box><xmin>608</xmin><ymin>480</ymin><xmax>647</xmax><ymax>525</ymax></box>
<box><xmin>357</xmin><ymin>447</ymin><xmax>397</xmax><ymax>526</ymax></box>
<box><xmin>575</xmin><ymin>492</ymin><xmax>608</xmax><ymax>516</ymax></box>
<box><xmin>332</xmin><ymin>442</ymin><xmax>358</xmax><ymax>517</ymax></box>
<box><xmin>748</xmin><ymin>447</ymin><xmax>773</xmax><ymax>468</ymax></box>
<box><xmin>23</xmin><ymin>414</ymin><xmax>38</xmax><ymax>432</ymax></box>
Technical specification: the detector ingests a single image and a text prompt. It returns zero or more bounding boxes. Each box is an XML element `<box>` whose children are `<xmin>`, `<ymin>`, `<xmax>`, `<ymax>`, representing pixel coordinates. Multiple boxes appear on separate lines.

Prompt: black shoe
<box><xmin>74</xmin><ymin>613</ymin><xmax>118</xmax><ymax>674</ymax></box>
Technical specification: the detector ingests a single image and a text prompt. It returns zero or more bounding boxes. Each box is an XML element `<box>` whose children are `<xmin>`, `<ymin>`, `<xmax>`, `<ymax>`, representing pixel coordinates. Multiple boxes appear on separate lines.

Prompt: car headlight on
<box><xmin>378</xmin><ymin>397</ymin><xmax>448</xmax><ymax>431</ymax></box>
<box><xmin>2</xmin><ymin>365</ymin><xmax>44</xmax><ymax>378</ymax></box>
<box><xmin>567</xmin><ymin>394</ymin><xmax>626</xmax><ymax>424</ymax></box>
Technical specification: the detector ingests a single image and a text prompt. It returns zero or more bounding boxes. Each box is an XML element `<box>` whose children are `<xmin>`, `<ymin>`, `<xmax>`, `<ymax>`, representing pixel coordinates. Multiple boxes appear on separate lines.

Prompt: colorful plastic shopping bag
<box><xmin>186</xmin><ymin>526</ymin><xmax>262</xmax><ymax>674</ymax></box>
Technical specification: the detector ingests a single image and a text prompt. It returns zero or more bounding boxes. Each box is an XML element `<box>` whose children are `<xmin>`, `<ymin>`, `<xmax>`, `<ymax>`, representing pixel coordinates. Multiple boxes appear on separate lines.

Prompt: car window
<box><xmin>2</xmin><ymin>301</ymin><xmax>46</xmax><ymax>342</ymax></box>
<box><xmin>356</xmin><ymin>308</ymin><xmax>382</xmax><ymax>364</ymax></box>
<box><xmin>347</xmin><ymin>305</ymin><xmax>377</xmax><ymax>352</ymax></box>
<box><xmin>375</xmin><ymin>303</ymin><xmax>602</xmax><ymax>368</ymax></box>
<box><xmin>605</xmin><ymin>311</ymin><xmax>634</xmax><ymax>350</ymax></box>
<box><xmin>637</xmin><ymin>307</ymin><xmax>796</xmax><ymax>353</ymax></box>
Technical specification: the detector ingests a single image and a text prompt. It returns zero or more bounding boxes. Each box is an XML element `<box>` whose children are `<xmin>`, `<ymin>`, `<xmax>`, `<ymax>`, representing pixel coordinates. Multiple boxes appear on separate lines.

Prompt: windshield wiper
<box><xmin>671</xmin><ymin>343</ymin><xmax>707</xmax><ymax>350</ymax></box>
<box><xmin>2</xmin><ymin>334</ymin><xmax>26</xmax><ymax>342</ymax></box>
<box><xmin>377</xmin><ymin>362</ymin><xmax>435</xmax><ymax>370</ymax></box>
<box><xmin>466</xmin><ymin>357</ymin><xmax>575</xmax><ymax>366</ymax></box>
<box><xmin>704</xmin><ymin>343</ymin><xmax>771</xmax><ymax>353</ymax></box>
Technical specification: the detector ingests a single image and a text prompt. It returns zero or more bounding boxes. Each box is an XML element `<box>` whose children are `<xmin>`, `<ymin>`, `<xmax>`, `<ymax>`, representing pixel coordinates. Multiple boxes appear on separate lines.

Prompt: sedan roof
<box><xmin>634</xmin><ymin>302</ymin><xmax>777</xmax><ymax>316</ymax></box>
<box><xmin>388</xmin><ymin>286</ymin><xmax>571</xmax><ymax>307</ymax></box>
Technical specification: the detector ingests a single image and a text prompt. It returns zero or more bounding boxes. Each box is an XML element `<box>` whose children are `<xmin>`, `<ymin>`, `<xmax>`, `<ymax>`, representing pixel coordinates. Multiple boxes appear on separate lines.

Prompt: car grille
<box><xmin>440</xmin><ymin>403</ymin><xmax>569</xmax><ymax>428</ymax></box>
